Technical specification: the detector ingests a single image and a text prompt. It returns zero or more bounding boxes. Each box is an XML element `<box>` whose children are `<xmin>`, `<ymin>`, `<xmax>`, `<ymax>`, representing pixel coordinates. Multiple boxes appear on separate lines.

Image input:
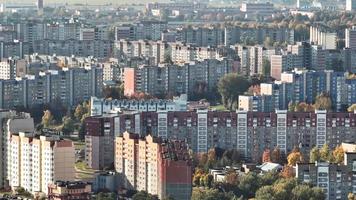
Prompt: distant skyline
<box><xmin>4</xmin><ymin>0</ymin><xmax>169</xmax><ymax>5</ymax></box>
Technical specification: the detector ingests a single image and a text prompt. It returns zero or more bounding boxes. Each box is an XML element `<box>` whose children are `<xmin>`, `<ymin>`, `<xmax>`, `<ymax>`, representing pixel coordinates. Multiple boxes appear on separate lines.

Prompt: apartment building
<box><xmin>86</xmin><ymin>110</ymin><xmax>356</xmax><ymax>162</ymax></box>
<box><xmin>310</xmin><ymin>26</ymin><xmax>337</xmax><ymax>50</ymax></box>
<box><xmin>0</xmin><ymin>59</ymin><xmax>16</xmax><ymax>80</ymax></box>
<box><xmin>238</xmin><ymin>95</ymin><xmax>274</xmax><ymax>112</ymax></box>
<box><xmin>0</xmin><ymin>41</ymin><xmax>29</xmax><ymax>60</ymax></box>
<box><xmin>296</xmin><ymin>152</ymin><xmax>356</xmax><ymax>200</ymax></box>
<box><xmin>8</xmin><ymin>133</ymin><xmax>75</xmax><ymax>194</ymax></box>
<box><xmin>85</xmin><ymin>112</ymin><xmax>142</xmax><ymax>170</ymax></box>
<box><xmin>33</xmin><ymin>40</ymin><xmax>113</xmax><ymax>58</ymax></box>
<box><xmin>123</xmin><ymin>58</ymin><xmax>235</xmax><ymax>98</ymax></box>
<box><xmin>0</xmin><ymin>66</ymin><xmax>103</xmax><ymax>109</ymax></box>
<box><xmin>115</xmin><ymin>132</ymin><xmax>192</xmax><ymax>200</ymax></box>
<box><xmin>0</xmin><ymin>110</ymin><xmax>34</xmax><ymax>188</ymax></box>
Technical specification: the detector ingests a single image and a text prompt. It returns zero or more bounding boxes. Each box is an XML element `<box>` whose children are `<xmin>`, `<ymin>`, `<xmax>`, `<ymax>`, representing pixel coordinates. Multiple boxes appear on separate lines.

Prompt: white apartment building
<box><xmin>0</xmin><ymin>59</ymin><xmax>16</xmax><ymax>80</ymax></box>
<box><xmin>8</xmin><ymin>133</ymin><xmax>75</xmax><ymax>194</ymax></box>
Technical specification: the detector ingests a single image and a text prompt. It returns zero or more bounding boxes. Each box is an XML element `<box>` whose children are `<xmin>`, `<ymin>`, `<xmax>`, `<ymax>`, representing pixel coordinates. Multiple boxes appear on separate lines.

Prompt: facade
<box><xmin>346</xmin><ymin>0</ymin><xmax>356</xmax><ymax>11</ymax></box>
<box><xmin>271</xmin><ymin>54</ymin><xmax>299</xmax><ymax>80</ymax></box>
<box><xmin>123</xmin><ymin>59</ymin><xmax>235</xmax><ymax>98</ymax></box>
<box><xmin>87</xmin><ymin>110</ymin><xmax>356</xmax><ymax>162</ymax></box>
<box><xmin>93</xmin><ymin>172</ymin><xmax>119</xmax><ymax>192</ymax></box>
<box><xmin>84</xmin><ymin>112</ymin><xmax>142</xmax><ymax>170</ymax></box>
<box><xmin>8</xmin><ymin>133</ymin><xmax>75</xmax><ymax>194</ymax></box>
<box><xmin>0</xmin><ymin>110</ymin><xmax>34</xmax><ymax>188</ymax></box>
<box><xmin>0</xmin><ymin>66</ymin><xmax>103</xmax><ymax>109</ymax></box>
<box><xmin>238</xmin><ymin>95</ymin><xmax>274</xmax><ymax>112</ymax></box>
<box><xmin>261</xmin><ymin>69</ymin><xmax>356</xmax><ymax>110</ymax></box>
<box><xmin>346</xmin><ymin>27</ymin><xmax>356</xmax><ymax>49</ymax></box>
<box><xmin>48</xmin><ymin>181</ymin><xmax>91</xmax><ymax>200</ymax></box>
<box><xmin>115</xmin><ymin>132</ymin><xmax>192</xmax><ymax>200</ymax></box>
<box><xmin>296</xmin><ymin>153</ymin><xmax>356</xmax><ymax>200</ymax></box>
<box><xmin>0</xmin><ymin>59</ymin><xmax>16</xmax><ymax>80</ymax></box>
<box><xmin>90</xmin><ymin>95</ymin><xmax>187</xmax><ymax>116</ymax></box>
<box><xmin>310</xmin><ymin>26</ymin><xmax>337</xmax><ymax>50</ymax></box>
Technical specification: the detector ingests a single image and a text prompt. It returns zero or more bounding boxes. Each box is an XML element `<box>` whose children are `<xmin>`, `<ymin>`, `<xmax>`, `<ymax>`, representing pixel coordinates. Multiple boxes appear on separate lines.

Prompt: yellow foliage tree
<box><xmin>287</xmin><ymin>149</ymin><xmax>303</xmax><ymax>166</ymax></box>
<box><xmin>333</xmin><ymin>145</ymin><xmax>345</xmax><ymax>164</ymax></box>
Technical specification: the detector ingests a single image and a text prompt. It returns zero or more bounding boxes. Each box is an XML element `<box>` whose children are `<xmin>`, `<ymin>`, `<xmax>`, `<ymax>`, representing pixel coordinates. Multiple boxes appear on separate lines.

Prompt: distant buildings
<box><xmin>0</xmin><ymin>66</ymin><xmax>103</xmax><ymax>109</ymax></box>
<box><xmin>346</xmin><ymin>26</ymin><xmax>356</xmax><ymax>49</ymax></box>
<box><xmin>240</xmin><ymin>2</ymin><xmax>274</xmax><ymax>19</ymax></box>
<box><xmin>310</xmin><ymin>26</ymin><xmax>337</xmax><ymax>50</ymax></box>
<box><xmin>123</xmin><ymin>59</ymin><xmax>235</xmax><ymax>98</ymax></box>
<box><xmin>296</xmin><ymin>152</ymin><xmax>356</xmax><ymax>200</ymax></box>
<box><xmin>115</xmin><ymin>132</ymin><xmax>192</xmax><ymax>200</ymax></box>
<box><xmin>0</xmin><ymin>59</ymin><xmax>16</xmax><ymax>80</ymax></box>
<box><xmin>346</xmin><ymin>0</ymin><xmax>356</xmax><ymax>11</ymax></box>
<box><xmin>8</xmin><ymin>133</ymin><xmax>75</xmax><ymax>194</ymax></box>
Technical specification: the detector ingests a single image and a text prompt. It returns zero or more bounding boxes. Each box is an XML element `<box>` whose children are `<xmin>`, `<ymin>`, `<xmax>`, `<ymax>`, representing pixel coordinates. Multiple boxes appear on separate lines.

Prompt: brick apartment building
<box><xmin>115</xmin><ymin>132</ymin><xmax>192</xmax><ymax>200</ymax></box>
<box><xmin>85</xmin><ymin>110</ymin><xmax>356</xmax><ymax>166</ymax></box>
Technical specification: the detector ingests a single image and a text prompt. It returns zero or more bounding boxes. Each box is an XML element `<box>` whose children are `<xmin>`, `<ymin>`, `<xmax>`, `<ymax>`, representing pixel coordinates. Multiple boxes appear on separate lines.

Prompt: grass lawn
<box><xmin>75</xmin><ymin>161</ymin><xmax>97</xmax><ymax>181</ymax></box>
<box><xmin>210</xmin><ymin>104</ymin><xmax>227</xmax><ymax>111</ymax></box>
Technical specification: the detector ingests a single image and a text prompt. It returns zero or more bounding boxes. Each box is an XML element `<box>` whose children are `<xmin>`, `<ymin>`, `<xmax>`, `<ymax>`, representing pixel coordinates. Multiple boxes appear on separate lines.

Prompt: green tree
<box><xmin>61</xmin><ymin>116</ymin><xmax>75</xmax><ymax>135</ymax></box>
<box><xmin>255</xmin><ymin>186</ymin><xmax>274</xmax><ymax>200</ymax></box>
<box><xmin>310</xmin><ymin>147</ymin><xmax>320</xmax><ymax>163</ymax></box>
<box><xmin>74</xmin><ymin>104</ymin><xmax>85</xmax><ymax>121</ymax></box>
<box><xmin>218</xmin><ymin>73</ymin><xmax>250</xmax><ymax>110</ymax></box>
<box><xmin>191</xmin><ymin>188</ymin><xmax>236</xmax><ymax>200</ymax></box>
<box><xmin>262</xmin><ymin>58</ymin><xmax>271</xmax><ymax>77</ymax></box>
<box><xmin>132</xmin><ymin>191</ymin><xmax>159</xmax><ymax>200</ymax></box>
<box><xmin>291</xmin><ymin>185</ymin><xmax>325</xmax><ymax>200</ymax></box>
<box><xmin>238</xmin><ymin>172</ymin><xmax>262</xmax><ymax>198</ymax></box>
<box><xmin>41</xmin><ymin>110</ymin><xmax>53</xmax><ymax>128</ymax></box>
<box><xmin>320</xmin><ymin>143</ymin><xmax>331</xmax><ymax>161</ymax></box>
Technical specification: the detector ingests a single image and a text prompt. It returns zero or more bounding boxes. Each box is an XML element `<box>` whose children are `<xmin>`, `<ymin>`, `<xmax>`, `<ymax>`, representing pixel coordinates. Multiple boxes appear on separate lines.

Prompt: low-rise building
<box><xmin>48</xmin><ymin>181</ymin><xmax>92</xmax><ymax>200</ymax></box>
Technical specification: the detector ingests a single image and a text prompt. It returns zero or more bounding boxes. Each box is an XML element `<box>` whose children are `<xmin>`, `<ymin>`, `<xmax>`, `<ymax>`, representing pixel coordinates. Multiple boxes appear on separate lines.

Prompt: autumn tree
<box><xmin>218</xmin><ymin>73</ymin><xmax>251</xmax><ymax>110</ymax></box>
<box><xmin>41</xmin><ymin>110</ymin><xmax>53</xmax><ymax>128</ymax></box>
<box><xmin>225</xmin><ymin>169</ymin><xmax>239</xmax><ymax>185</ymax></box>
<box><xmin>280</xmin><ymin>165</ymin><xmax>295</xmax><ymax>178</ymax></box>
<box><xmin>333</xmin><ymin>145</ymin><xmax>344</xmax><ymax>164</ymax></box>
<box><xmin>348</xmin><ymin>104</ymin><xmax>356</xmax><ymax>112</ymax></box>
<box><xmin>309</xmin><ymin>147</ymin><xmax>320</xmax><ymax>163</ymax></box>
<box><xmin>271</xmin><ymin>147</ymin><xmax>282</xmax><ymax>163</ymax></box>
<box><xmin>320</xmin><ymin>143</ymin><xmax>331</xmax><ymax>162</ymax></box>
<box><xmin>287</xmin><ymin>148</ymin><xmax>304</xmax><ymax>166</ymax></box>
<box><xmin>262</xmin><ymin>149</ymin><xmax>271</xmax><ymax>163</ymax></box>
<box><xmin>314</xmin><ymin>92</ymin><xmax>332</xmax><ymax>111</ymax></box>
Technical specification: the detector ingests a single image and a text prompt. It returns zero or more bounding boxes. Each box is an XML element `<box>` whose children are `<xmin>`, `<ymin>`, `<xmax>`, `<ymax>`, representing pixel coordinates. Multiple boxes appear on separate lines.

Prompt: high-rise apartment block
<box><xmin>310</xmin><ymin>26</ymin><xmax>337</xmax><ymax>50</ymax></box>
<box><xmin>8</xmin><ymin>133</ymin><xmax>75</xmax><ymax>194</ymax></box>
<box><xmin>115</xmin><ymin>132</ymin><xmax>192</xmax><ymax>200</ymax></box>
<box><xmin>85</xmin><ymin>112</ymin><xmax>142</xmax><ymax>170</ymax></box>
<box><xmin>346</xmin><ymin>26</ymin><xmax>356</xmax><ymax>49</ymax></box>
<box><xmin>346</xmin><ymin>0</ymin><xmax>356</xmax><ymax>11</ymax></box>
<box><xmin>0</xmin><ymin>59</ymin><xmax>16</xmax><ymax>80</ymax></box>
<box><xmin>0</xmin><ymin>110</ymin><xmax>34</xmax><ymax>188</ymax></box>
<box><xmin>86</xmin><ymin>110</ymin><xmax>356</xmax><ymax>162</ymax></box>
<box><xmin>0</xmin><ymin>66</ymin><xmax>103</xmax><ymax>109</ymax></box>
<box><xmin>296</xmin><ymin>152</ymin><xmax>356</xmax><ymax>200</ymax></box>
<box><xmin>123</xmin><ymin>59</ymin><xmax>235</xmax><ymax>98</ymax></box>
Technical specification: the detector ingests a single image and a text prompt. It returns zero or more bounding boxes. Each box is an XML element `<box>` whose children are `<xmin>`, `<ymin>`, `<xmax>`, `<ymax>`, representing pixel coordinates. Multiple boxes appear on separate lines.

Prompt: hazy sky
<box><xmin>3</xmin><ymin>0</ymin><xmax>168</xmax><ymax>5</ymax></box>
